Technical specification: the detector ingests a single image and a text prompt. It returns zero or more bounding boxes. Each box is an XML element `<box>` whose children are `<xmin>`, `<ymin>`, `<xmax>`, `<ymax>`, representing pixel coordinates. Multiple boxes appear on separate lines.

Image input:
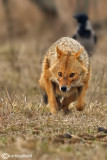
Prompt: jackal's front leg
<box><xmin>44</xmin><ymin>78</ymin><xmax>59</xmax><ymax>114</ymax></box>
<box><xmin>75</xmin><ymin>82</ymin><xmax>88</xmax><ymax>111</ymax></box>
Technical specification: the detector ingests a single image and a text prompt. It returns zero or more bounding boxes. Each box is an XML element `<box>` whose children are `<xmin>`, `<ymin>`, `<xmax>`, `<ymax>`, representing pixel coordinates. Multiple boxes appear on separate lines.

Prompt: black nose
<box><xmin>61</xmin><ymin>86</ymin><xmax>67</xmax><ymax>92</ymax></box>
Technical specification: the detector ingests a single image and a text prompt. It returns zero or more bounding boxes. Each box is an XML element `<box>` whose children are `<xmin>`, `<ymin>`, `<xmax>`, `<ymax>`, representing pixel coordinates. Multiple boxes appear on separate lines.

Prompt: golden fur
<box><xmin>39</xmin><ymin>37</ymin><xmax>90</xmax><ymax>114</ymax></box>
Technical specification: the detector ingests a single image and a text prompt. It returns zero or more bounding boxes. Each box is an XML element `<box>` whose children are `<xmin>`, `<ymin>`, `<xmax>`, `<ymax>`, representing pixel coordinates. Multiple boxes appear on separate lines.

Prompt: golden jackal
<box><xmin>39</xmin><ymin>37</ymin><xmax>90</xmax><ymax>114</ymax></box>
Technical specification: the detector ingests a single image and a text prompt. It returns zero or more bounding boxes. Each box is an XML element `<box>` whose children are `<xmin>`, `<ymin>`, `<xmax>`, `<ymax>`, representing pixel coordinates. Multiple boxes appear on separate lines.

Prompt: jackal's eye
<box><xmin>70</xmin><ymin>73</ymin><xmax>75</xmax><ymax>77</ymax></box>
<box><xmin>58</xmin><ymin>72</ymin><xmax>62</xmax><ymax>77</ymax></box>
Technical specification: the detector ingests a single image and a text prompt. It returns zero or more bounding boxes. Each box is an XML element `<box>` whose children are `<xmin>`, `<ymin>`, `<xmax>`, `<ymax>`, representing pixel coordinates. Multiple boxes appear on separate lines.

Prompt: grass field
<box><xmin>0</xmin><ymin>28</ymin><xmax>107</xmax><ymax>160</ymax></box>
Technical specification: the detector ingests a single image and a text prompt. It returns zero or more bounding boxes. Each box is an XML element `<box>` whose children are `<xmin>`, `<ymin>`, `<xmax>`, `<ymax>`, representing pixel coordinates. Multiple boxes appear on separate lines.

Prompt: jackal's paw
<box><xmin>50</xmin><ymin>106</ymin><xmax>59</xmax><ymax>114</ymax></box>
<box><xmin>75</xmin><ymin>103</ymin><xmax>85</xmax><ymax>111</ymax></box>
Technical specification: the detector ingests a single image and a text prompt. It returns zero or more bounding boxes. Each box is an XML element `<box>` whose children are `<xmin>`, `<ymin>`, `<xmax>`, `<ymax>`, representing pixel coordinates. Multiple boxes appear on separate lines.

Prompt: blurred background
<box><xmin>0</xmin><ymin>1</ymin><xmax>107</xmax><ymax>157</ymax></box>
<box><xmin>0</xmin><ymin>0</ymin><xmax>107</xmax><ymax>95</ymax></box>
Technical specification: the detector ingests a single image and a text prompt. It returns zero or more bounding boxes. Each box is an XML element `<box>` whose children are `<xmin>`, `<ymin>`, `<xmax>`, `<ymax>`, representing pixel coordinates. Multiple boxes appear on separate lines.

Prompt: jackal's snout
<box><xmin>61</xmin><ymin>86</ymin><xmax>67</xmax><ymax>92</ymax></box>
<box><xmin>60</xmin><ymin>85</ymin><xmax>71</xmax><ymax>92</ymax></box>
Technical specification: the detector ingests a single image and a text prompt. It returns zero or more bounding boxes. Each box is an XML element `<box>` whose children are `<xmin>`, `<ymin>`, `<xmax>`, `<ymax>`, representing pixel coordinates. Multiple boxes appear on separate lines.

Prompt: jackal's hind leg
<box><xmin>61</xmin><ymin>94</ymin><xmax>78</xmax><ymax>114</ymax></box>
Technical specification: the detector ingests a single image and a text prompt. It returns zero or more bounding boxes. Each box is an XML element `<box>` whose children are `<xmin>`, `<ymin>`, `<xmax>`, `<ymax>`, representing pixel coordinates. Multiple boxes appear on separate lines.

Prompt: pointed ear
<box><xmin>75</xmin><ymin>47</ymin><xmax>84</xmax><ymax>58</ymax></box>
<box><xmin>56</xmin><ymin>46</ymin><xmax>64</xmax><ymax>59</ymax></box>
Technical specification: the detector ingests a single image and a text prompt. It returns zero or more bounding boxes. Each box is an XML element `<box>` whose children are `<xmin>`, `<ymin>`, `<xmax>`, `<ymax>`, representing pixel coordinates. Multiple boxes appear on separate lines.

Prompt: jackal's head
<box><xmin>50</xmin><ymin>46</ymin><xmax>88</xmax><ymax>92</ymax></box>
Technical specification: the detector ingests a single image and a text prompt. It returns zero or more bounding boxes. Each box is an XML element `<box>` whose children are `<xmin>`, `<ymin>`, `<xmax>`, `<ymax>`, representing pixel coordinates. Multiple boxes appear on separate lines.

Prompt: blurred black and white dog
<box><xmin>73</xmin><ymin>14</ymin><xmax>97</xmax><ymax>56</ymax></box>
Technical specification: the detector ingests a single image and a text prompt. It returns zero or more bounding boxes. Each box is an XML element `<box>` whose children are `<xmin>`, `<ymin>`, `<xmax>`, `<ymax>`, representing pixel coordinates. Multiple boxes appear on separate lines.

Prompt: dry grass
<box><xmin>0</xmin><ymin>91</ymin><xmax>107</xmax><ymax>160</ymax></box>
